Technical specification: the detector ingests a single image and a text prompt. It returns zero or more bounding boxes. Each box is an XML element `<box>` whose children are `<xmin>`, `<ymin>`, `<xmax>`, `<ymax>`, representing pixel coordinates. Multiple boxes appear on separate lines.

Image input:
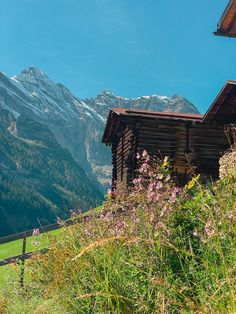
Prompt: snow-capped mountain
<box><xmin>0</xmin><ymin>66</ymin><xmax>199</xmax><ymax>189</ymax></box>
<box><xmin>84</xmin><ymin>90</ymin><xmax>199</xmax><ymax>119</ymax></box>
<box><xmin>0</xmin><ymin>67</ymin><xmax>110</xmax><ymax>191</ymax></box>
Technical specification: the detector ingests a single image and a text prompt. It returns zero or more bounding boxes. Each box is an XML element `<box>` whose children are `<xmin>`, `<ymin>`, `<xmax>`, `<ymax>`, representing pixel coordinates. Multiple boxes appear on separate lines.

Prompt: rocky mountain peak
<box><xmin>94</xmin><ymin>91</ymin><xmax>119</xmax><ymax>102</ymax></box>
<box><xmin>85</xmin><ymin>90</ymin><xmax>200</xmax><ymax>119</ymax></box>
<box><xmin>19</xmin><ymin>66</ymin><xmax>48</xmax><ymax>81</ymax></box>
<box><xmin>100</xmin><ymin>90</ymin><xmax>114</xmax><ymax>97</ymax></box>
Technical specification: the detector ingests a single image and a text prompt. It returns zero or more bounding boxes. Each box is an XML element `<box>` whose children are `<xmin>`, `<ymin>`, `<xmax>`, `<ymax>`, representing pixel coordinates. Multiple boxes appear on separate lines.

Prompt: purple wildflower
<box><xmin>115</xmin><ymin>220</ymin><xmax>128</xmax><ymax>236</ymax></box>
<box><xmin>32</xmin><ymin>228</ymin><xmax>40</xmax><ymax>236</ymax></box>
<box><xmin>140</xmin><ymin>162</ymin><xmax>149</xmax><ymax>173</ymax></box>
<box><xmin>156</xmin><ymin>181</ymin><xmax>163</xmax><ymax>190</ymax></box>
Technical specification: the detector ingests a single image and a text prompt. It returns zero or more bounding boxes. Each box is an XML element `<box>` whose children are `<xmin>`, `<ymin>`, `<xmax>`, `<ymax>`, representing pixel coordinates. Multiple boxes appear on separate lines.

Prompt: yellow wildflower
<box><xmin>185</xmin><ymin>174</ymin><xmax>200</xmax><ymax>190</ymax></box>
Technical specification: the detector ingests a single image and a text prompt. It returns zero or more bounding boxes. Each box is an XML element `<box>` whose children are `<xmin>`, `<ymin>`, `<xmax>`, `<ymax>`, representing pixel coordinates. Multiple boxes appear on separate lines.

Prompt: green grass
<box><xmin>0</xmin><ymin>206</ymin><xmax>104</xmax><ymax>290</ymax></box>
<box><xmin>0</xmin><ymin>205</ymin><xmax>104</xmax><ymax>261</ymax></box>
<box><xmin>0</xmin><ymin>229</ymin><xmax>61</xmax><ymax>290</ymax></box>
<box><xmin>1</xmin><ymin>159</ymin><xmax>235</xmax><ymax>312</ymax></box>
<box><xmin>1</xmin><ymin>172</ymin><xmax>235</xmax><ymax>313</ymax></box>
<box><xmin>0</xmin><ymin>228</ymin><xmax>61</xmax><ymax>261</ymax></box>
<box><xmin>0</xmin><ymin>265</ymin><xmax>14</xmax><ymax>288</ymax></box>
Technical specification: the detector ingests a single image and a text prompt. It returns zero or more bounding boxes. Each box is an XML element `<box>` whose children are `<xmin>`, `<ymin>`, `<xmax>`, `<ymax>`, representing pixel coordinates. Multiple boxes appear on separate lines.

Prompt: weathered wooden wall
<box><xmin>112</xmin><ymin>123</ymin><xmax>136</xmax><ymax>192</ymax></box>
<box><xmin>111</xmin><ymin>116</ymin><xmax>229</xmax><ymax>192</ymax></box>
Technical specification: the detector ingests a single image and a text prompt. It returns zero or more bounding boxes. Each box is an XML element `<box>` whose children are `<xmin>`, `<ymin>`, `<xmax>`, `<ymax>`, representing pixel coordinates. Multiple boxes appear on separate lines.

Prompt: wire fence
<box><xmin>0</xmin><ymin>217</ymin><xmax>85</xmax><ymax>286</ymax></box>
<box><xmin>0</xmin><ymin>214</ymin><xmax>93</xmax><ymax>267</ymax></box>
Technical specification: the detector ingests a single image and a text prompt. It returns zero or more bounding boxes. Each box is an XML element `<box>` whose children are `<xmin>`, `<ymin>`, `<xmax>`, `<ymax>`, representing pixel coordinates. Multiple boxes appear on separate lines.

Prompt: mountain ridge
<box><xmin>0</xmin><ymin>66</ymin><xmax>200</xmax><ymax>235</ymax></box>
<box><xmin>0</xmin><ymin>66</ymin><xmax>200</xmax><ymax>189</ymax></box>
<box><xmin>83</xmin><ymin>89</ymin><xmax>199</xmax><ymax>121</ymax></box>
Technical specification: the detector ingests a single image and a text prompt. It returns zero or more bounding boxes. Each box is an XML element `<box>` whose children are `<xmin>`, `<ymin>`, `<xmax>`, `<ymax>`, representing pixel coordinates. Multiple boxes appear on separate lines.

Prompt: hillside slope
<box><xmin>0</xmin><ymin>109</ymin><xmax>103</xmax><ymax>236</ymax></box>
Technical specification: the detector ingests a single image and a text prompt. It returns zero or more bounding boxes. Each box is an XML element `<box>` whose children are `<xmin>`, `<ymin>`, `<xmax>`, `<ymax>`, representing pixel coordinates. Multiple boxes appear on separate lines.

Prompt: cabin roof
<box><xmin>214</xmin><ymin>0</ymin><xmax>236</xmax><ymax>37</ymax></box>
<box><xmin>102</xmin><ymin>109</ymin><xmax>203</xmax><ymax>144</ymax></box>
<box><xmin>103</xmin><ymin>80</ymin><xmax>236</xmax><ymax>144</ymax></box>
<box><xmin>202</xmin><ymin>80</ymin><xmax>236</xmax><ymax>124</ymax></box>
<box><xmin>111</xmin><ymin>108</ymin><xmax>203</xmax><ymax>120</ymax></box>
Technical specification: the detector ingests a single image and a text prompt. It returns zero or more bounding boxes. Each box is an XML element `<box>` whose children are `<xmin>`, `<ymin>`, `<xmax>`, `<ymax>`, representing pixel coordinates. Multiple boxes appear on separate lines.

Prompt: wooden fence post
<box><xmin>20</xmin><ymin>233</ymin><xmax>27</xmax><ymax>287</ymax></box>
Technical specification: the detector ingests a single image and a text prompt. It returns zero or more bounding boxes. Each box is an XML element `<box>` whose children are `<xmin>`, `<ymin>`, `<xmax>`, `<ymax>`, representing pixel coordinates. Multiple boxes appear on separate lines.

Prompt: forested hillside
<box><xmin>0</xmin><ymin>109</ymin><xmax>103</xmax><ymax>236</ymax></box>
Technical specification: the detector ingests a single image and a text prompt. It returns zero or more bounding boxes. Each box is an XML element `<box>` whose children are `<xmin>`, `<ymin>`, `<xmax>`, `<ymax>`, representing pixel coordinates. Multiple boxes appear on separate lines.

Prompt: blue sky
<box><xmin>0</xmin><ymin>0</ymin><xmax>235</xmax><ymax>113</ymax></box>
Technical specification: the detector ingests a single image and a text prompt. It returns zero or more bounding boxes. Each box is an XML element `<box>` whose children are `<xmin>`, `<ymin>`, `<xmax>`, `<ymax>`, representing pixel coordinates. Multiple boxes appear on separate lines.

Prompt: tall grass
<box><xmin>1</xmin><ymin>153</ymin><xmax>236</xmax><ymax>313</ymax></box>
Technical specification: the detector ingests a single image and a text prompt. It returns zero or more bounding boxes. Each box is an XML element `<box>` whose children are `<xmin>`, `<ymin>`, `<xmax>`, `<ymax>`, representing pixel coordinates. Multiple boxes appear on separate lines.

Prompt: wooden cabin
<box><xmin>102</xmin><ymin>109</ymin><xmax>229</xmax><ymax>192</ymax></box>
<box><xmin>214</xmin><ymin>0</ymin><xmax>236</xmax><ymax>37</ymax></box>
<box><xmin>203</xmin><ymin>81</ymin><xmax>236</xmax><ymax>150</ymax></box>
<box><xmin>102</xmin><ymin>3</ymin><xmax>236</xmax><ymax>192</ymax></box>
<box><xmin>203</xmin><ymin>81</ymin><xmax>236</xmax><ymax>125</ymax></box>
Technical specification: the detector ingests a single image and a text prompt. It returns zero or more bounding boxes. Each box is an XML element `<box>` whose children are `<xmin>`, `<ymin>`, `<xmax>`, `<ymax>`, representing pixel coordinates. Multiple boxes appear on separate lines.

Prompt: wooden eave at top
<box><xmin>102</xmin><ymin>110</ymin><xmax>121</xmax><ymax>145</ymax></box>
<box><xmin>214</xmin><ymin>0</ymin><xmax>236</xmax><ymax>37</ymax></box>
<box><xmin>202</xmin><ymin>81</ymin><xmax>236</xmax><ymax>124</ymax></box>
<box><xmin>102</xmin><ymin>108</ymin><xmax>203</xmax><ymax>145</ymax></box>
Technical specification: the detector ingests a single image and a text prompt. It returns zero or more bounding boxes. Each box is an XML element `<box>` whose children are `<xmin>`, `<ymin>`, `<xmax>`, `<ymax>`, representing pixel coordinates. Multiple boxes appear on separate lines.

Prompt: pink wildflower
<box><xmin>137</xmin><ymin>176</ymin><xmax>143</xmax><ymax>183</ymax></box>
<box><xmin>147</xmin><ymin>191</ymin><xmax>155</xmax><ymax>202</ymax></box>
<box><xmin>142</xmin><ymin>150</ymin><xmax>148</xmax><ymax>158</ymax></box>
<box><xmin>140</xmin><ymin>162</ymin><xmax>149</xmax><ymax>173</ymax></box>
<box><xmin>32</xmin><ymin>228</ymin><xmax>40</xmax><ymax>236</ymax></box>
<box><xmin>115</xmin><ymin>220</ymin><xmax>128</xmax><ymax>236</ymax></box>
<box><xmin>156</xmin><ymin>181</ymin><xmax>163</xmax><ymax>190</ymax></box>
<box><xmin>86</xmin><ymin>216</ymin><xmax>92</xmax><ymax>222</ymax></box>
<box><xmin>148</xmin><ymin>183</ymin><xmax>155</xmax><ymax>191</ymax></box>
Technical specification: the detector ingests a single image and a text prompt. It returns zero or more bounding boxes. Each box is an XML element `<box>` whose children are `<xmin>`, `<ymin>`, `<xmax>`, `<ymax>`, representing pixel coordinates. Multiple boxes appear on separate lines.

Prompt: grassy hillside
<box><xmin>0</xmin><ymin>229</ymin><xmax>60</xmax><ymax>261</ymax></box>
<box><xmin>0</xmin><ymin>206</ymin><xmax>104</xmax><ymax>292</ymax></box>
<box><xmin>0</xmin><ymin>229</ymin><xmax>60</xmax><ymax>293</ymax></box>
<box><xmin>0</xmin><ymin>155</ymin><xmax>235</xmax><ymax>313</ymax></box>
<box><xmin>0</xmin><ymin>206</ymin><xmax>104</xmax><ymax>261</ymax></box>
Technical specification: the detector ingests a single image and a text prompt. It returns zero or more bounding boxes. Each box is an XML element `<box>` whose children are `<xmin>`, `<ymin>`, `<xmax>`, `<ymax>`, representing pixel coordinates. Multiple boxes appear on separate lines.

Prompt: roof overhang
<box><xmin>102</xmin><ymin>108</ymin><xmax>203</xmax><ymax>145</ymax></box>
<box><xmin>202</xmin><ymin>81</ymin><xmax>236</xmax><ymax>124</ymax></box>
<box><xmin>214</xmin><ymin>0</ymin><xmax>236</xmax><ymax>37</ymax></box>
